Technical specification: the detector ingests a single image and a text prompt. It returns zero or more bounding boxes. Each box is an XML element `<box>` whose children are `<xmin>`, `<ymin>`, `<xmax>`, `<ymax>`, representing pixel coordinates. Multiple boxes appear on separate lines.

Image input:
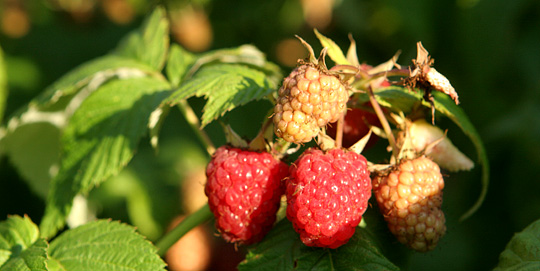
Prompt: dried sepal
<box><xmin>346</xmin><ymin>34</ymin><xmax>360</xmax><ymax>67</ymax></box>
<box><xmin>406</xmin><ymin>42</ymin><xmax>459</xmax><ymax>105</ymax></box>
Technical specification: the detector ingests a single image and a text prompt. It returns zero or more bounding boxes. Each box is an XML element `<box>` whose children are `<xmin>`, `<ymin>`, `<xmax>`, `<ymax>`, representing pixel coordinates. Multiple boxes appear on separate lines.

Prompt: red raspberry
<box><xmin>286</xmin><ymin>148</ymin><xmax>371</xmax><ymax>248</ymax></box>
<box><xmin>372</xmin><ymin>156</ymin><xmax>446</xmax><ymax>252</ymax></box>
<box><xmin>205</xmin><ymin>146</ymin><xmax>289</xmax><ymax>244</ymax></box>
<box><xmin>326</xmin><ymin>107</ymin><xmax>381</xmax><ymax>148</ymax></box>
<box><xmin>274</xmin><ymin>64</ymin><xmax>349</xmax><ymax>143</ymax></box>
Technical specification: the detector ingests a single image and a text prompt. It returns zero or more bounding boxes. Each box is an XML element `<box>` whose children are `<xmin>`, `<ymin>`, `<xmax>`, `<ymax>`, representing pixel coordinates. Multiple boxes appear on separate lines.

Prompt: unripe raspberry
<box><xmin>373</xmin><ymin>156</ymin><xmax>446</xmax><ymax>252</ymax></box>
<box><xmin>274</xmin><ymin>64</ymin><xmax>349</xmax><ymax>143</ymax></box>
<box><xmin>408</xmin><ymin>119</ymin><xmax>473</xmax><ymax>172</ymax></box>
<box><xmin>205</xmin><ymin>146</ymin><xmax>289</xmax><ymax>244</ymax></box>
<box><xmin>286</xmin><ymin>148</ymin><xmax>371</xmax><ymax>248</ymax></box>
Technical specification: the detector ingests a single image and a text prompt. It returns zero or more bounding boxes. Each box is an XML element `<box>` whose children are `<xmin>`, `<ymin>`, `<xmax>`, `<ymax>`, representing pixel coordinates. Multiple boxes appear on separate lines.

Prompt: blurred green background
<box><xmin>1</xmin><ymin>0</ymin><xmax>539</xmax><ymax>270</ymax></box>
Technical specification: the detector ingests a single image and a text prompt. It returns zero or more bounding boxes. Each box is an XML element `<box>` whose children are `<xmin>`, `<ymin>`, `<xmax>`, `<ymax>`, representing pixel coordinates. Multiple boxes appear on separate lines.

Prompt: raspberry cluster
<box><xmin>285</xmin><ymin>148</ymin><xmax>372</xmax><ymax>248</ymax></box>
<box><xmin>203</xmin><ymin>38</ymin><xmax>464</xmax><ymax>254</ymax></box>
<box><xmin>205</xmin><ymin>146</ymin><xmax>289</xmax><ymax>244</ymax></box>
<box><xmin>273</xmin><ymin>64</ymin><xmax>348</xmax><ymax>143</ymax></box>
<box><xmin>372</xmin><ymin>156</ymin><xmax>446</xmax><ymax>252</ymax></box>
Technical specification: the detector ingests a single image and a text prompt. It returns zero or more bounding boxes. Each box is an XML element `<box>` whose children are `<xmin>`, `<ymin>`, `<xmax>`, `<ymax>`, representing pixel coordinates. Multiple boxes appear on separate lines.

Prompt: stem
<box><xmin>177</xmin><ymin>100</ymin><xmax>216</xmax><ymax>156</ymax></box>
<box><xmin>259</xmin><ymin>115</ymin><xmax>273</xmax><ymax>138</ymax></box>
<box><xmin>367</xmin><ymin>68</ymin><xmax>411</xmax><ymax>83</ymax></box>
<box><xmin>156</xmin><ymin>204</ymin><xmax>213</xmax><ymax>257</ymax></box>
<box><xmin>335</xmin><ymin>112</ymin><xmax>345</xmax><ymax>149</ymax></box>
<box><xmin>367</xmin><ymin>87</ymin><xmax>398</xmax><ymax>160</ymax></box>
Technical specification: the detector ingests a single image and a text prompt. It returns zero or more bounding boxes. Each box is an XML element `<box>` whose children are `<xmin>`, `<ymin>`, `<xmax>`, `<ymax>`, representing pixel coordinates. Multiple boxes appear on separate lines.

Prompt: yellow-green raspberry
<box><xmin>274</xmin><ymin>64</ymin><xmax>348</xmax><ymax>144</ymax></box>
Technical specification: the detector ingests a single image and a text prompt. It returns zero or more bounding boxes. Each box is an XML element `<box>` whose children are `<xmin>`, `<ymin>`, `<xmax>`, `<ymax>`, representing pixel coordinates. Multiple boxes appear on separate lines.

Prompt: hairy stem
<box><xmin>335</xmin><ymin>112</ymin><xmax>345</xmax><ymax>149</ymax></box>
<box><xmin>156</xmin><ymin>204</ymin><xmax>213</xmax><ymax>257</ymax></box>
<box><xmin>177</xmin><ymin>100</ymin><xmax>216</xmax><ymax>156</ymax></box>
<box><xmin>367</xmin><ymin>87</ymin><xmax>398</xmax><ymax>160</ymax></box>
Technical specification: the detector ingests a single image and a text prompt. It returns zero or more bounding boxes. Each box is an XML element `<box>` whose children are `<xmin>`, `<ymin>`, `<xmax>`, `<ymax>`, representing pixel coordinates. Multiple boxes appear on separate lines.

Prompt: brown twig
<box><xmin>367</xmin><ymin>86</ymin><xmax>398</xmax><ymax>161</ymax></box>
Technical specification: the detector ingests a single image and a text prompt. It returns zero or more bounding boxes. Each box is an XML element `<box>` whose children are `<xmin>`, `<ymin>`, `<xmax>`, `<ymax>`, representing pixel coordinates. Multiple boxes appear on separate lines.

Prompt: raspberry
<box><xmin>326</xmin><ymin>107</ymin><xmax>381</xmax><ymax>148</ymax></box>
<box><xmin>286</xmin><ymin>148</ymin><xmax>371</xmax><ymax>248</ymax></box>
<box><xmin>408</xmin><ymin>119</ymin><xmax>474</xmax><ymax>172</ymax></box>
<box><xmin>372</xmin><ymin>156</ymin><xmax>446</xmax><ymax>252</ymax></box>
<box><xmin>274</xmin><ymin>64</ymin><xmax>349</xmax><ymax>143</ymax></box>
<box><xmin>205</xmin><ymin>146</ymin><xmax>289</xmax><ymax>244</ymax></box>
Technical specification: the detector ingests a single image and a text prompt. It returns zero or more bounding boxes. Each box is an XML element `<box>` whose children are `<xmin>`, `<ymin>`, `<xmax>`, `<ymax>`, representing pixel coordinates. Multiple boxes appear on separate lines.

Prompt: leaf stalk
<box><xmin>155</xmin><ymin>204</ymin><xmax>213</xmax><ymax>256</ymax></box>
<box><xmin>177</xmin><ymin>100</ymin><xmax>216</xmax><ymax>156</ymax></box>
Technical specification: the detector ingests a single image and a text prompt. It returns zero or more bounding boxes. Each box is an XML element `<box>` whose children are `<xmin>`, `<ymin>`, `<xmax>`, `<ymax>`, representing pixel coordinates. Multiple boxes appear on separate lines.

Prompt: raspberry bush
<box><xmin>6</xmin><ymin>5</ymin><xmax>537</xmax><ymax>271</ymax></box>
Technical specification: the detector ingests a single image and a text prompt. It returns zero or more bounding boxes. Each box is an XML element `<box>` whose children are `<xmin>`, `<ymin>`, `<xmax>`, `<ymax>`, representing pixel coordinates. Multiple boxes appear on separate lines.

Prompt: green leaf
<box><xmin>372</xmin><ymin>86</ymin><xmax>421</xmax><ymax>113</ymax></box>
<box><xmin>177</xmin><ymin>43</ymin><xmax>284</xmax><ymax>96</ymax></box>
<box><xmin>238</xmin><ymin>219</ymin><xmax>398</xmax><ymax>271</ymax></box>
<box><xmin>35</xmin><ymin>55</ymin><xmax>157</xmax><ymax>110</ymax></box>
<box><xmin>40</xmin><ymin>77</ymin><xmax>171</xmax><ymax>239</ymax></box>
<box><xmin>197</xmin><ymin>44</ymin><xmax>276</xmax><ymax>71</ymax></box>
<box><xmin>0</xmin><ymin>45</ymin><xmax>7</xmax><ymax>122</ymax></box>
<box><xmin>0</xmin><ymin>122</ymin><xmax>61</xmax><ymax>198</ymax></box>
<box><xmin>369</xmin><ymin>86</ymin><xmax>489</xmax><ymax>220</ymax></box>
<box><xmin>186</xmin><ymin>44</ymin><xmax>283</xmax><ymax>87</ymax></box>
<box><xmin>115</xmin><ymin>6</ymin><xmax>169</xmax><ymax>71</ymax></box>
<box><xmin>0</xmin><ymin>239</ymin><xmax>48</xmax><ymax>271</ymax></box>
<box><xmin>48</xmin><ymin>220</ymin><xmax>166</xmax><ymax>271</ymax></box>
<box><xmin>148</xmin><ymin>44</ymin><xmax>197</xmax><ymax>150</ymax></box>
<box><xmin>0</xmin><ymin>10</ymin><xmax>166</xmax><ymax>199</ymax></box>
<box><xmin>494</xmin><ymin>219</ymin><xmax>540</xmax><ymax>271</ymax></box>
<box><xmin>166</xmin><ymin>64</ymin><xmax>277</xmax><ymax>127</ymax></box>
<box><xmin>100</xmin><ymin>169</ymin><xmax>163</xmax><ymax>240</ymax></box>
<box><xmin>0</xmin><ymin>55</ymin><xmax>154</xmax><ymax>199</ymax></box>
<box><xmin>165</xmin><ymin>44</ymin><xmax>198</xmax><ymax>87</ymax></box>
<box><xmin>0</xmin><ymin>216</ymin><xmax>47</xmax><ymax>271</ymax></box>
<box><xmin>314</xmin><ymin>29</ymin><xmax>350</xmax><ymax>65</ymax></box>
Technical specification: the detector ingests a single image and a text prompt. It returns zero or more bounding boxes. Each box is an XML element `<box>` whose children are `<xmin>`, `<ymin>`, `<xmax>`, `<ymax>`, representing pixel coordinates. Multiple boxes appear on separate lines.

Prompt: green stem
<box><xmin>156</xmin><ymin>203</ymin><xmax>213</xmax><ymax>257</ymax></box>
<box><xmin>177</xmin><ymin>100</ymin><xmax>216</xmax><ymax>156</ymax></box>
